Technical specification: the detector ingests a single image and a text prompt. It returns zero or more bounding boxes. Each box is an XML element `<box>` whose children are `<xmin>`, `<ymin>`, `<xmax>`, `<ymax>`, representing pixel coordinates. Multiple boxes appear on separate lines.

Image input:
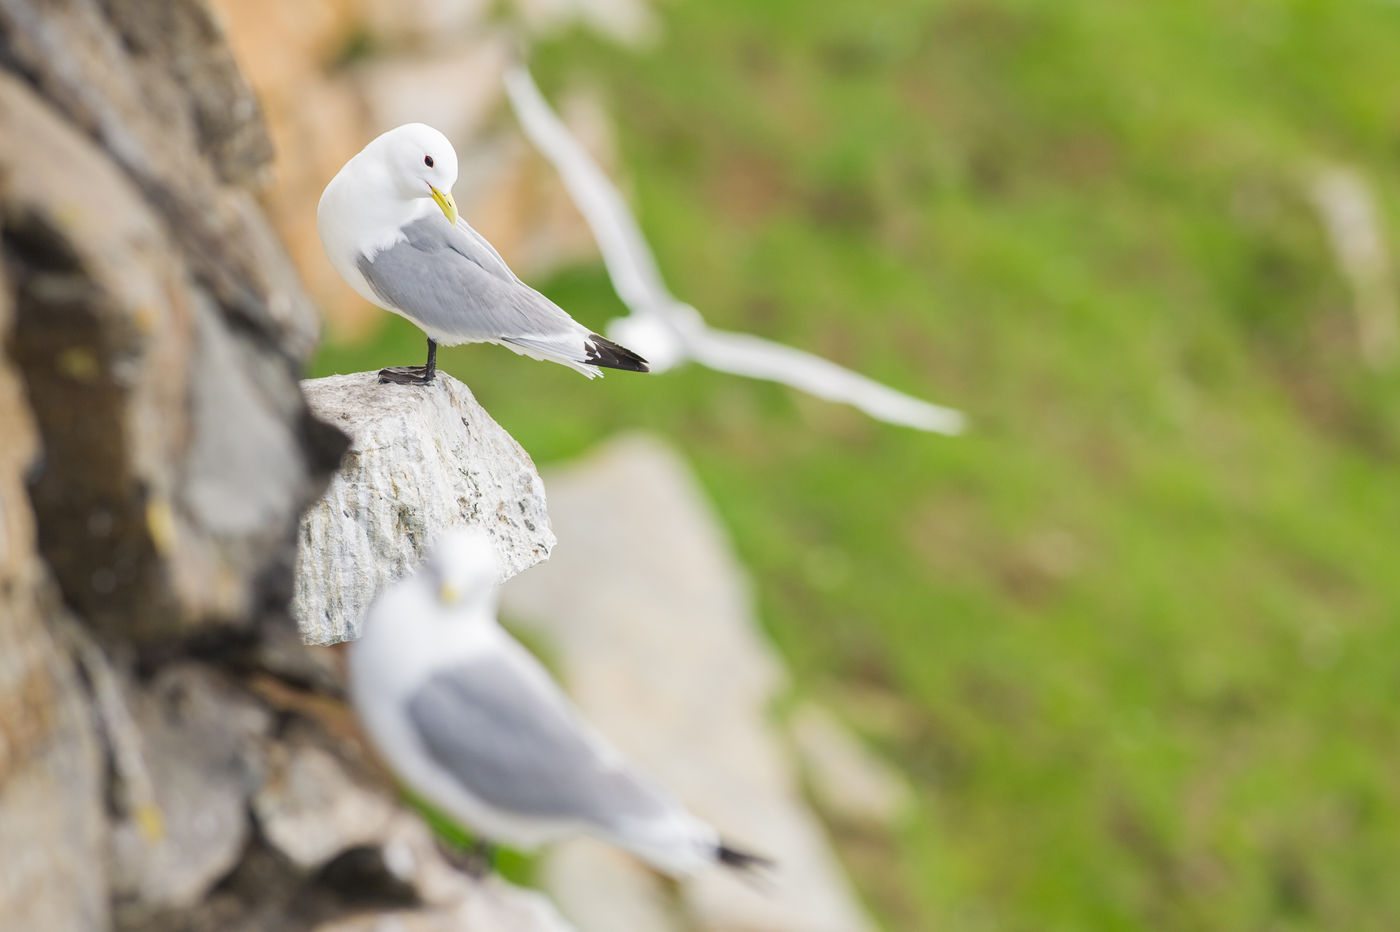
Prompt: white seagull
<box><xmin>504</xmin><ymin>64</ymin><xmax>965</xmax><ymax>434</ymax></box>
<box><xmin>348</xmin><ymin>529</ymin><xmax>768</xmax><ymax>877</ymax></box>
<box><xmin>318</xmin><ymin>123</ymin><xmax>650</xmax><ymax>383</ymax></box>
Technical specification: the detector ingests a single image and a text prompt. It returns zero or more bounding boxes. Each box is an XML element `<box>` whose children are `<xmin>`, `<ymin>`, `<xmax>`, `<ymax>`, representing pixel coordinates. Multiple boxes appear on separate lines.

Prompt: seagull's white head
<box><xmin>371</xmin><ymin>122</ymin><xmax>461</xmax><ymax>225</ymax></box>
<box><xmin>423</xmin><ymin>528</ymin><xmax>500</xmax><ymax>608</ymax></box>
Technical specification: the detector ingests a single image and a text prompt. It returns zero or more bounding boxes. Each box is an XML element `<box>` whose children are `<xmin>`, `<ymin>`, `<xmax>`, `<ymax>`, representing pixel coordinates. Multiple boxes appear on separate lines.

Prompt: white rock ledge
<box><xmin>292</xmin><ymin>372</ymin><xmax>555</xmax><ymax>644</ymax></box>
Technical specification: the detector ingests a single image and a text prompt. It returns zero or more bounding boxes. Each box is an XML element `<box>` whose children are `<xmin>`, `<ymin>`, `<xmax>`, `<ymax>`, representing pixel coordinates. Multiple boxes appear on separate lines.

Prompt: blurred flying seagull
<box><xmin>504</xmin><ymin>65</ymin><xmax>965</xmax><ymax>434</ymax></box>
<box><xmin>318</xmin><ymin>123</ymin><xmax>650</xmax><ymax>383</ymax></box>
<box><xmin>348</xmin><ymin>529</ymin><xmax>769</xmax><ymax>877</ymax></box>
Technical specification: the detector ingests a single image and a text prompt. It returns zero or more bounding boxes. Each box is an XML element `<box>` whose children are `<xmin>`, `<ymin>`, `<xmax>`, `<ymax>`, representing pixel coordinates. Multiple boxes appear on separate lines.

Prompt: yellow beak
<box><xmin>429</xmin><ymin>185</ymin><xmax>459</xmax><ymax>226</ymax></box>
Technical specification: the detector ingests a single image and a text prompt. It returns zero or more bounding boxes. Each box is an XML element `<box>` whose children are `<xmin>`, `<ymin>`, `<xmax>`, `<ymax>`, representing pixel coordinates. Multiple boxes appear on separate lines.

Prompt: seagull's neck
<box><xmin>322</xmin><ymin>157</ymin><xmax>442</xmax><ymax>260</ymax></box>
<box><xmin>357</xmin><ymin>196</ymin><xmax>439</xmax><ymax>260</ymax></box>
<box><xmin>352</xmin><ymin>597</ymin><xmax>504</xmax><ymax>702</ymax></box>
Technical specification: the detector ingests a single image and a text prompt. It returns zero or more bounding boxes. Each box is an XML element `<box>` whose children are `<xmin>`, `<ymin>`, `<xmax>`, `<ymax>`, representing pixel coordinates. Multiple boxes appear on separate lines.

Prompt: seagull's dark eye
<box><xmin>424</xmin><ymin>155</ymin><xmax>434</xmax><ymax>168</ymax></box>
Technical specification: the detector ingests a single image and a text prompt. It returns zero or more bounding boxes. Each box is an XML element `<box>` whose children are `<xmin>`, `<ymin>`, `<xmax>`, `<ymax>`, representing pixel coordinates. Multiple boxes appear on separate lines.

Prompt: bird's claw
<box><xmin>377</xmin><ymin>366</ymin><xmax>435</xmax><ymax>385</ymax></box>
<box><xmin>434</xmin><ymin>837</ymin><xmax>497</xmax><ymax>879</ymax></box>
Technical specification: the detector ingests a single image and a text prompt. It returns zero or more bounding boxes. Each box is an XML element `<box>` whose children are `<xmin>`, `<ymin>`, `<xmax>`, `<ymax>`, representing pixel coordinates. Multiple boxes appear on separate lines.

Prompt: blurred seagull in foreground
<box><xmin>504</xmin><ymin>65</ymin><xmax>965</xmax><ymax>434</ymax></box>
<box><xmin>318</xmin><ymin>123</ymin><xmax>649</xmax><ymax>383</ymax></box>
<box><xmin>348</xmin><ymin>529</ymin><xmax>769</xmax><ymax>877</ymax></box>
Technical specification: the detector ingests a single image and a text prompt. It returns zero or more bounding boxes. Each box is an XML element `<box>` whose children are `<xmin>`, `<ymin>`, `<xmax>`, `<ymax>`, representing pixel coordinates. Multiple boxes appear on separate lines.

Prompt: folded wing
<box><xmin>359</xmin><ymin>216</ymin><xmax>579</xmax><ymax>346</ymax></box>
<box><xmin>406</xmin><ymin>659</ymin><xmax>675</xmax><ymax>828</ymax></box>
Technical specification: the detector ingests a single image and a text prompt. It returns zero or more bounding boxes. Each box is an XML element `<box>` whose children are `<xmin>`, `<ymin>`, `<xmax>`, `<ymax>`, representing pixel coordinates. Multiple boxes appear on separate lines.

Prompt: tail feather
<box><xmin>584</xmin><ymin>333</ymin><xmax>650</xmax><ymax>373</ymax></box>
<box><xmin>499</xmin><ymin>332</ymin><xmax>649</xmax><ymax>377</ymax></box>
<box><xmin>716</xmin><ymin>842</ymin><xmax>773</xmax><ymax>873</ymax></box>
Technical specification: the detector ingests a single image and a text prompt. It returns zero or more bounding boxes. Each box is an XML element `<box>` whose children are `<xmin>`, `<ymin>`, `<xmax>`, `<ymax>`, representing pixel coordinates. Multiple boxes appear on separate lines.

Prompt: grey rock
<box><xmin>312</xmin><ymin>889</ymin><xmax>577</xmax><ymax>932</ymax></box>
<box><xmin>455</xmin><ymin>879</ymin><xmax>579</xmax><ymax>932</ymax></box>
<box><xmin>501</xmin><ymin>434</ymin><xmax>875</xmax><ymax>932</ymax></box>
<box><xmin>293</xmin><ymin>372</ymin><xmax>555</xmax><ymax>645</ymax></box>
<box><xmin>253</xmin><ymin>733</ymin><xmax>397</xmax><ymax>871</ymax></box>
<box><xmin>307</xmin><ymin>811</ymin><xmax>579</xmax><ymax>932</ymax></box>
<box><xmin>109</xmin><ymin>665</ymin><xmax>271</xmax><ymax>923</ymax></box>
<box><xmin>0</xmin><ymin>604</ymin><xmax>107</xmax><ymax>931</ymax></box>
<box><xmin>538</xmin><ymin>842</ymin><xmax>684</xmax><ymax>932</ymax></box>
<box><xmin>788</xmin><ymin>702</ymin><xmax>913</xmax><ymax>830</ymax></box>
<box><xmin>184</xmin><ymin>746</ymin><xmax>579</xmax><ymax>932</ymax></box>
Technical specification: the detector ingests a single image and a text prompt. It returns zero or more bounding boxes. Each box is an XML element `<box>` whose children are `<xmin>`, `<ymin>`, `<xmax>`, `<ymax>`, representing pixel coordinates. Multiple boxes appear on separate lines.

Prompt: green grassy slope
<box><xmin>314</xmin><ymin>1</ymin><xmax>1400</xmax><ymax>927</ymax></box>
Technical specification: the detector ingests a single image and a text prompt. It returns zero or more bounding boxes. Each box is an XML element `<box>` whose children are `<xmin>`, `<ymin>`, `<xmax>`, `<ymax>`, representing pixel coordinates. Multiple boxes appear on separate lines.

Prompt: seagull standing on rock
<box><xmin>348</xmin><ymin>529</ymin><xmax>769</xmax><ymax>877</ymax></box>
<box><xmin>318</xmin><ymin>123</ymin><xmax>649</xmax><ymax>384</ymax></box>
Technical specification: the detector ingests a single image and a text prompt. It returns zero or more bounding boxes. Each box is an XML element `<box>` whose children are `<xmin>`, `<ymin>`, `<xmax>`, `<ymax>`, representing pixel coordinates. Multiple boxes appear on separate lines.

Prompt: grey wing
<box><xmin>454</xmin><ymin>217</ymin><xmax>524</xmax><ymax>285</ymax></box>
<box><xmin>406</xmin><ymin>661</ymin><xmax>675</xmax><ymax>827</ymax></box>
<box><xmin>358</xmin><ymin>217</ymin><xmax>580</xmax><ymax>343</ymax></box>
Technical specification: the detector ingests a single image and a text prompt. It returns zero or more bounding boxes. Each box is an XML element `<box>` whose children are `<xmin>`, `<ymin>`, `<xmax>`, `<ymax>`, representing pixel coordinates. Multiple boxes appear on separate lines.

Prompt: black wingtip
<box><xmin>717</xmin><ymin>842</ymin><xmax>774</xmax><ymax>873</ymax></box>
<box><xmin>584</xmin><ymin>334</ymin><xmax>650</xmax><ymax>373</ymax></box>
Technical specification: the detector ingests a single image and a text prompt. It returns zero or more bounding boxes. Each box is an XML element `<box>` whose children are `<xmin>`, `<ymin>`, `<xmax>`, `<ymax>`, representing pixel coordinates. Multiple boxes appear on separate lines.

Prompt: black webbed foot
<box><xmin>377</xmin><ymin>365</ymin><xmax>435</xmax><ymax>385</ymax></box>
<box><xmin>435</xmin><ymin>837</ymin><xmax>497</xmax><ymax>879</ymax></box>
<box><xmin>462</xmin><ymin>840</ymin><xmax>497</xmax><ymax>880</ymax></box>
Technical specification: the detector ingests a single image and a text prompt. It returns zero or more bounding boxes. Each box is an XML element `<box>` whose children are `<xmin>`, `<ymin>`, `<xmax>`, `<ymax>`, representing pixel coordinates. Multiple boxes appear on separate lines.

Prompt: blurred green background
<box><xmin>314</xmin><ymin>0</ymin><xmax>1400</xmax><ymax>928</ymax></box>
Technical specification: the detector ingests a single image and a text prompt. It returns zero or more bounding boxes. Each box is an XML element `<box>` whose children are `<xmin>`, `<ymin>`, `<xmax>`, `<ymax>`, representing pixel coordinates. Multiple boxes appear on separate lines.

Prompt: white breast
<box><xmin>317</xmin><ymin>156</ymin><xmax>437</xmax><ymax>310</ymax></box>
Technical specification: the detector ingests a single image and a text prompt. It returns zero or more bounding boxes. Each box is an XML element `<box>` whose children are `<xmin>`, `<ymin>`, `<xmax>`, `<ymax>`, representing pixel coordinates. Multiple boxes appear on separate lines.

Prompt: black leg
<box><xmin>434</xmin><ymin>836</ymin><xmax>498</xmax><ymax>879</ymax></box>
<box><xmin>377</xmin><ymin>338</ymin><xmax>439</xmax><ymax>385</ymax></box>
<box><xmin>464</xmin><ymin>839</ymin><xmax>497</xmax><ymax>879</ymax></box>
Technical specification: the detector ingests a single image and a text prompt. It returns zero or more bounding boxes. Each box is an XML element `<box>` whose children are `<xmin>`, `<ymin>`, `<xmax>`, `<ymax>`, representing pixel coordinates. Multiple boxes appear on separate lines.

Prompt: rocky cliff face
<box><xmin>0</xmin><ymin>3</ymin><xmax>563</xmax><ymax>929</ymax></box>
<box><xmin>0</xmin><ymin>0</ymin><xmax>342</xmax><ymax>924</ymax></box>
<box><xmin>0</xmin><ymin>0</ymin><xmax>347</xmax><ymax>641</ymax></box>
